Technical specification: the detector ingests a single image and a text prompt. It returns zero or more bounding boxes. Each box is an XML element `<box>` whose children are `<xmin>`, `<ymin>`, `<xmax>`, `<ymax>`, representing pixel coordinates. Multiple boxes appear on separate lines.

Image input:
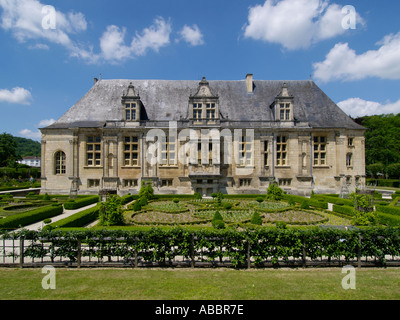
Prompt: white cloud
<box><xmin>313</xmin><ymin>32</ymin><xmax>400</xmax><ymax>82</ymax></box>
<box><xmin>38</xmin><ymin>118</ymin><xmax>55</xmax><ymax>127</ymax></box>
<box><xmin>0</xmin><ymin>87</ymin><xmax>32</xmax><ymax>105</ymax></box>
<box><xmin>337</xmin><ymin>98</ymin><xmax>400</xmax><ymax>118</ymax></box>
<box><xmin>19</xmin><ymin>118</ymin><xmax>55</xmax><ymax>140</ymax></box>
<box><xmin>0</xmin><ymin>0</ymin><xmax>94</xmax><ymax>61</ymax></box>
<box><xmin>99</xmin><ymin>17</ymin><xmax>172</xmax><ymax>63</ymax></box>
<box><xmin>178</xmin><ymin>24</ymin><xmax>204</xmax><ymax>46</ymax></box>
<box><xmin>243</xmin><ymin>0</ymin><xmax>363</xmax><ymax>50</ymax></box>
<box><xmin>19</xmin><ymin>128</ymin><xmax>41</xmax><ymax>140</ymax></box>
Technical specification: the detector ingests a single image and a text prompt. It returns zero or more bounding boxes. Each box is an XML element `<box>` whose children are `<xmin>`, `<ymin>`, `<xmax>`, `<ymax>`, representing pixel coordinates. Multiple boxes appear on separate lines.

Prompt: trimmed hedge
<box><xmin>332</xmin><ymin>204</ymin><xmax>355</xmax><ymax>217</ymax></box>
<box><xmin>0</xmin><ymin>205</ymin><xmax>63</xmax><ymax>230</ymax></box>
<box><xmin>282</xmin><ymin>194</ymin><xmax>328</xmax><ymax>209</ymax></box>
<box><xmin>46</xmin><ymin>204</ymin><xmax>100</xmax><ymax>229</ymax></box>
<box><xmin>375</xmin><ymin>212</ymin><xmax>400</xmax><ymax>226</ymax></box>
<box><xmin>311</xmin><ymin>194</ymin><xmax>355</xmax><ymax>207</ymax></box>
<box><xmin>63</xmin><ymin>196</ymin><xmax>99</xmax><ymax>210</ymax></box>
<box><xmin>366</xmin><ymin>179</ymin><xmax>400</xmax><ymax>188</ymax></box>
<box><xmin>376</xmin><ymin>205</ymin><xmax>400</xmax><ymax>217</ymax></box>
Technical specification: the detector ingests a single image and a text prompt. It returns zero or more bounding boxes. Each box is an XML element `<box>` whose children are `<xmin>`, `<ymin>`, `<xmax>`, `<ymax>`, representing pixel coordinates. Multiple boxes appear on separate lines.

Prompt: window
<box><xmin>279</xmin><ymin>103</ymin><xmax>291</xmax><ymax>121</ymax></box>
<box><xmin>193</xmin><ymin>103</ymin><xmax>202</xmax><ymax>120</ymax></box>
<box><xmin>239</xmin><ymin>178</ymin><xmax>252</xmax><ymax>187</ymax></box>
<box><xmin>346</xmin><ymin>153</ymin><xmax>353</xmax><ymax>167</ymax></box>
<box><xmin>88</xmin><ymin>179</ymin><xmax>100</xmax><ymax>188</ymax></box>
<box><xmin>238</xmin><ymin>136</ymin><xmax>253</xmax><ymax>166</ymax></box>
<box><xmin>161</xmin><ymin>136</ymin><xmax>176</xmax><ymax>166</ymax></box>
<box><xmin>313</xmin><ymin>136</ymin><xmax>327</xmax><ymax>166</ymax></box>
<box><xmin>125</xmin><ymin>103</ymin><xmax>137</xmax><ymax>121</ymax></box>
<box><xmin>123</xmin><ymin>179</ymin><xmax>138</xmax><ymax>188</ymax></box>
<box><xmin>87</xmin><ymin>136</ymin><xmax>101</xmax><ymax>166</ymax></box>
<box><xmin>276</xmin><ymin>135</ymin><xmax>287</xmax><ymax>166</ymax></box>
<box><xmin>55</xmin><ymin>151</ymin><xmax>66</xmax><ymax>175</ymax></box>
<box><xmin>124</xmin><ymin>136</ymin><xmax>139</xmax><ymax>166</ymax></box>
<box><xmin>348</xmin><ymin>137</ymin><xmax>354</xmax><ymax>147</ymax></box>
<box><xmin>279</xmin><ymin>179</ymin><xmax>291</xmax><ymax>186</ymax></box>
<box><xmin>206</xmin><ymin>103</ymin><xmax>216</xmax><ymax>120</ymax></box>
<box><xmin>263</xmin><ymin>141</ymin><xmax>269</xmax><ymax>166</ymax></box>
<box><xmin>161</xmin><ymin>179</ymin><xmax>173</xmax><ymax>187</ymax></box>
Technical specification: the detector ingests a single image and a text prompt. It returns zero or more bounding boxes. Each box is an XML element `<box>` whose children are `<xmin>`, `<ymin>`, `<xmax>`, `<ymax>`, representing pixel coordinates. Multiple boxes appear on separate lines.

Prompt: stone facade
<box><xmin>40</xmin><ymin>75</ymin><xmax>366</xmax><ymax>196</ymax></box>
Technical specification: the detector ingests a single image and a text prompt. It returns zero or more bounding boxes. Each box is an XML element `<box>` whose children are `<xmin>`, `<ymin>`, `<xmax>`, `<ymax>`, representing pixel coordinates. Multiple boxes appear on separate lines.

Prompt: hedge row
<box><xmin>366</xmin><ymin>179</ymin><xmax>400</xmax><ymax>188</ymax></box>
<box><xmin>375</xmin><ymin>212</ymin><xmax>400</xmax><ymax>226</ymax></box>
<box><xmin>63</xmin><ymin>196</ymin><xmax>99</xmax><ymax>210</ymax></box>
<box><xmin>311</xmin><ymin>194</ymin><xmax>355</xmax><ymax>207</ymax></box>
<box><xmin>282</xmin><ymin>194</ymin><xmax>328</xmax><ymax>209</ymax></box>
<box><xmin>0</xmin><ymin>205</ymin><xmax>63</xmax><ymax>230</ymax></box>
<box><xmin>46</xmin><ymin>204</ymin><xmax>100</xmax><ymax>229</ymax></box>
<box><xmin>332</xmin><ymin>205</ymin><xmax>355</xmax><ymax>217</ymax></box>
<box><xmin>376</xmin><ymin>205</ymin><xmax>400</xmax><ymax>217</ymax></box>
<box><xmin>6</xmin><ymin>227</ymin><xmax>400</xmax><ymax>267</ymax></box>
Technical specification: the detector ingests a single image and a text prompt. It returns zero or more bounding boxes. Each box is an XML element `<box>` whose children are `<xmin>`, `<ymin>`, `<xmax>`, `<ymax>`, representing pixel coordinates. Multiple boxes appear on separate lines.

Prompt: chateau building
<box><xmin>40</xmin><ymin>75</ymin><xmax>365</xmax><ymax>196</ymax></box>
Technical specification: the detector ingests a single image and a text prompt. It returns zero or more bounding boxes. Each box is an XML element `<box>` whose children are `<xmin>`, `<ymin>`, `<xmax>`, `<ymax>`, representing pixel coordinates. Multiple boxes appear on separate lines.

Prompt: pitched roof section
<box><xmin>44</xmin><ymin>78</ymin><xmax>363</xmax><ymax>130</ymax></box>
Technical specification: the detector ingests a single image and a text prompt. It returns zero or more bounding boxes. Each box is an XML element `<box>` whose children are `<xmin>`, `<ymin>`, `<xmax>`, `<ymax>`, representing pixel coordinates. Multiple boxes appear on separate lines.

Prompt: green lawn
<box><xmin>0</xmin><ymin>268</ymin><xmax>399</xmax><ymax>300</ymax></box>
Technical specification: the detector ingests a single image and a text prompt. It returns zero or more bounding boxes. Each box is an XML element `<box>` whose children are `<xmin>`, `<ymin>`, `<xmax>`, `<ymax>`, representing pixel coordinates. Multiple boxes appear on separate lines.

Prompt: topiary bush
<box><xmin>250</xmin><ymin>211</ymin><xmax>263</xmax><ymax>225</ymax></box>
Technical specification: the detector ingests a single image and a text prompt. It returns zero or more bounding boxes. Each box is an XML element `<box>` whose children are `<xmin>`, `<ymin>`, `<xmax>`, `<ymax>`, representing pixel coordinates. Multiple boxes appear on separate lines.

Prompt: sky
<box><xmin>0</xmin><ymin>0</ymin><xmax>400</xmax><ymax>141</ymax></box>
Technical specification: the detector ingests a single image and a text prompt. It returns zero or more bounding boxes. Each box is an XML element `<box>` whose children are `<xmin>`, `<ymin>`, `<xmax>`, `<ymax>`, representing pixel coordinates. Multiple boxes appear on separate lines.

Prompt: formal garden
<box><xmin>0</xmin><ymin>182</ymin><xmax>399</xmax><ymax>269</ymax></box>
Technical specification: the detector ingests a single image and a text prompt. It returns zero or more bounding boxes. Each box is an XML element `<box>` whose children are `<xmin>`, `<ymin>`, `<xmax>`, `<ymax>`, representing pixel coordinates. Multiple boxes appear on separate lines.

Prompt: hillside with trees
<box><xmin>354</xmin><ymin>113</ymin><xmax>400</xmax><ymax>180</ymax></box>
<box><xmin>13</xmin><ymin>136</ymin><xmax>41</xmax><ymax>158</ymax></box>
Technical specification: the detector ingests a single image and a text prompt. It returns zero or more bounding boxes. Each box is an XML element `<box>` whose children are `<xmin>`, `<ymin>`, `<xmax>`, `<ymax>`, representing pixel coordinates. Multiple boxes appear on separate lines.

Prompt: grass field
<box><xmin>0</xmin><ymin>268</ymin><xmax>399</xmax><ymax>300</ymax></box>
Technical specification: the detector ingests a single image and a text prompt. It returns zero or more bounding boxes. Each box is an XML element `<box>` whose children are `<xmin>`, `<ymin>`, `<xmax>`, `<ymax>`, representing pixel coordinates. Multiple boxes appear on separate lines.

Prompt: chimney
<box><xmin>246</xmin><ymin>74</ymin><xmax>253</xmax><ymax>93</ymax></box>
<box><xmin>94</xmin><ymin>77</ymin><xmax>98</xmax><ymax>85</ymax></box>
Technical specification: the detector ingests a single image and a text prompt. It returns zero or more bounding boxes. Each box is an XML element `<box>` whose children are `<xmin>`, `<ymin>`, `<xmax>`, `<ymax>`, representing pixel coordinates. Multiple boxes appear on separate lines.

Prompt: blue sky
<box><xmin>0</xmin><ymin>0</ymin><xmax>400</xmax><ymax>141</ymax></box>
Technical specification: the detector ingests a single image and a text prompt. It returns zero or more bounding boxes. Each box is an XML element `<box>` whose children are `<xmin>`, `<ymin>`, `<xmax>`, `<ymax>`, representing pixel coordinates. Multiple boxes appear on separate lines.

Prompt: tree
<box><xmin>138</xmin><ymin>181</ymin><xmax>154</xmax><ymax>200</ymax></box>
<box><xmin>99</xmin><ymin>195</ymin><xmax>124</xmax><ymax>226</ymax></box>
<box><xmin>386</xmin><ymin>163</ymin><xmax>400</xmax><ymax>179</ymax></box>
<box><xmin>266</xmin><ymin>183</ymin><xmax>283</xmax><ymax>201</ymax></box>
<box><xmin>0</xmin><ymin>133</ymin><xmax>19</xmax><ymax>167</ymax></box>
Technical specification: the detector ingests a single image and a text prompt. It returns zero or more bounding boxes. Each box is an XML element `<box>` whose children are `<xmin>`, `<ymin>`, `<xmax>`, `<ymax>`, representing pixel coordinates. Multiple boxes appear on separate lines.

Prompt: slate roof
<box><xmin>43</xmin><ymin>78</ymin><xmax>364</xmax><ymax>130</ymax></box>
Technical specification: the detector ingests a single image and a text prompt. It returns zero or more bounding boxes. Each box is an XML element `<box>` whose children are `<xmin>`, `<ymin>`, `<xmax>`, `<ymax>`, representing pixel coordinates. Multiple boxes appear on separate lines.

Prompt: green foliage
<box><xmin>0</xmin><ymin>205</ymin><xmax>63</xmax><ymax>230</ymax></box>
<box><xmin>0</xmin><ymin>133</ymin><xmax>19</xmax><ymax>167</ymax></box>
<box><xmin>138</xmin><ymin>181</ymin><xmax>154</xmax><ymax>200</ymax></box>
<box><xmin>222</xmin><ymin>202</ymin><xmax>232</xmax><ymax>210</ymax></box>
<box><xmin>46</xmin><ymin>205</ymin><xmax>100</xmax><ymax>229</ymax></box>
<box><xmin>256</xmin><ymin>197</ymin><xmax>264</xmax><ymax>203</ymax></box>
<box><xmin>351</xmin><ymin>210</ymin><xmax>376</xmax><ymax>226</ymax></box>
<box><xmin>212</xmin><ymin>211</ymin><xmax>224</xmax><ymax>229</ymax></box>
<box><xmin>63</xmin><ymin>196</ymin><xmax>99</xmax><ymax>210</ymax></box>
<box><xmin>266</xmin><ymin>183</ymin><xmax>283</xmax><ymax>201</ymax></box>
<box><xmin>194</xmin><ymin>192</ymin><xmax>202</xmax><ymax>200</ymax></box>
<box><xmin>13</xmin><ymin>136</ymin><xmax>41</xmax><ymax>158</ymax></box>
<box><xmin>300</xmin><ymin>201</ymin><xmax>310</xmax><ymax>209</ymax></box>
<box><xmin>99</xmin><ymin>195</ymin><xmax>124</xmax><ymax>226</ymax></box>
<box><xmin>356</xmin><ymin>113</ymin><xmax>400</xmax><ymax>174</ymax></box>
<box><xmin>250</xmin><ymin>211</ymin><xmax>263</xmax><ymax>225</ymax></box>
<box><xmin>173</xmin><ymin>198</ymin><xmax>179</xmax><ymax>203</ymax></box>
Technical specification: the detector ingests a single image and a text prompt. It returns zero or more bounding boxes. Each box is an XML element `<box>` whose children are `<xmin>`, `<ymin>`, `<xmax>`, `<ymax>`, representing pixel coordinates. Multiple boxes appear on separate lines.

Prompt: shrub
<box><xmin>300</xmin><ymin>201</ymin><xmax>310</xmax><ymax>209</ymax></box>
<box><xmin>194</xmin><ymin>192</ymin><xmax>202</xmax><ymax>200</ymax></box>
<box><xmin>275</xmin><ymin>221</ymin><xmax>287</xmax><ymax>229</ymax></box>
<box><xmin>132</xmin><ymin>200</ymin><xmax>143</xmax><ymax>212</ymax></box>
<box><xmin>266</xmin><ymin>184</ymin><xmax>283</xmax><ymax>201</ymax></box>
<box><xmin>211</xmin><ymin>193</ymin><xmax>217</xmax><ymax>198</ymax></box>
<box><xmin>222</xmin><ymin>202</ymin><xmax>232</xmax><ymax>210</ymax></box>
<box><xmin>46</xmin><ymin>204</ymin><xmax>100</xmax><ymax>229</ymax></box>
<box><xmin>99</xmin><ymin>195</ymin><xmax>124</xmax><ymax>226</ymax></box>
<box><xmin>256</xmin><ymin>197</ymin><xmax>264</xmax><ymax>203</ymax></box>
<box><xmin>0</xmin><ymin>205</ymin><xmax>63</xmax><ymax>230</ymax></box>
<box><xmin>43</xmin><ymin>218</ymin><xmax>52</xmax><ymax>224</ymax></box>
<box><xmin>43</xmin><ymin>193</ymin><xmax>50</xmax><ymax>200</ymax></box>
<box><xmin>250</xmin><ymin>211</ymin><xmax>263</xmax><ymax>225</ymax></box>
<box><xmin>212</xmin><ymin>211</ymin><xmax>225</xmax><ymax>229</ymax></box>
<box><xmin>63</xmin><ymin>196</ymin><xmax>99</xmax><ymax>210</ymax></box>
<box><xmin>138</xmin><ymin>181</ymin><xmax>154</xmax><ymax>200</ymax></box>
<box><xmin>173</xmin><ymin>198</ymin><xmax>179</xmax><ymax>203</ymax></box>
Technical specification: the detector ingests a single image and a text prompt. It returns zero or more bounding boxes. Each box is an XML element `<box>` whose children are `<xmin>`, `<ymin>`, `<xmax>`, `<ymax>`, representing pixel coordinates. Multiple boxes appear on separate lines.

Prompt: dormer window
<box><xmin>122</xmin><ymin>82</ymin><xmax>142</xmax><ymax>122</ymax></box>
<box><xmin>189</xmin><ymin>77</ymin><xmax>219</xmax><ymax>125</ymax></box>
<box><xmin>125</xmin><ymin>103</ymin><xmax>137</xmax><ymax>121</ymax></box>
<box><xmin>279</xmin><ymin>103</ymin><xmax>291</xmax><ymax>121</ymax></box>
<box><xmin>274</xmin><ymin>83</ymin><xmax>294</xmax><ymax>122</ymax></box>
